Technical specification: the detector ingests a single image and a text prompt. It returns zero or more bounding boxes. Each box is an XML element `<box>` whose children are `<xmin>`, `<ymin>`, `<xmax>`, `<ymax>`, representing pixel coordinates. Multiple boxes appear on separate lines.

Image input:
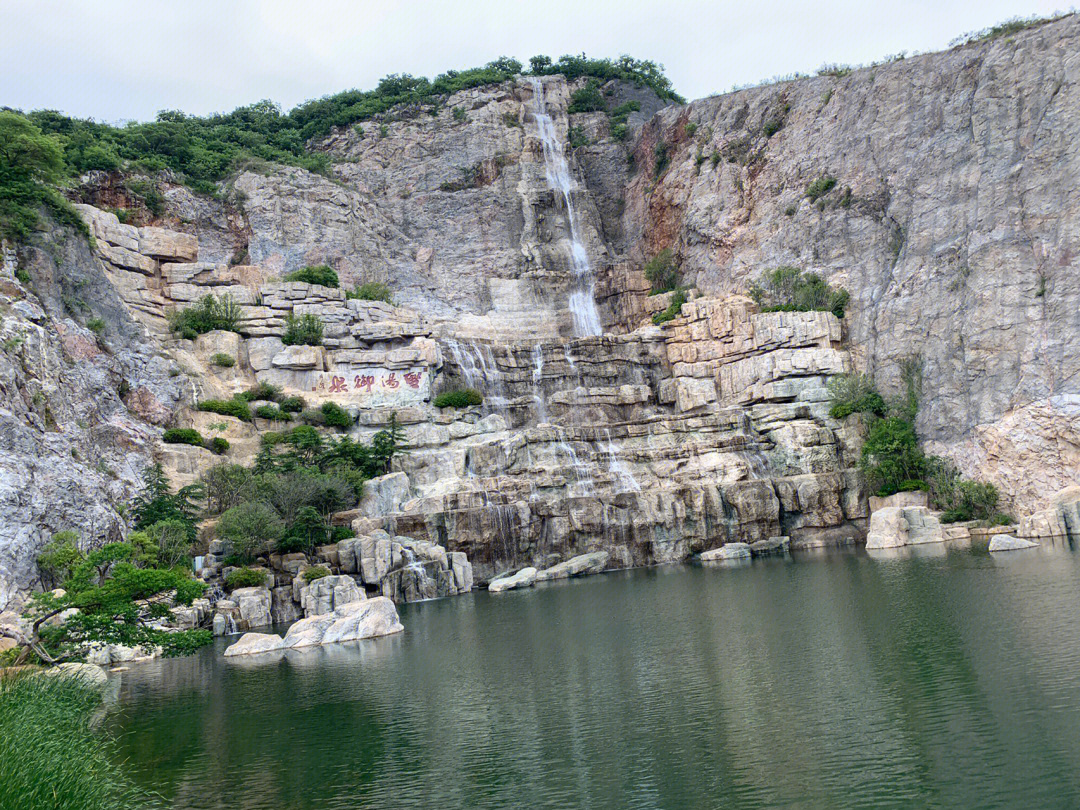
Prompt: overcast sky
<box><xmin>1</xmin><ymin>0</ymin><xmax>1070</xmax><ymax>122</ymax></box>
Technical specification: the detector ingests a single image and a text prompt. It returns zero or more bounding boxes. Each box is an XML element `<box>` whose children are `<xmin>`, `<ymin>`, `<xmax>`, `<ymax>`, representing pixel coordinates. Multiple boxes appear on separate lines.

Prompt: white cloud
<box><xmin>0</xmin><ymin>0</ymin><xmax>1067</xmax><ymax>121</ymax></box>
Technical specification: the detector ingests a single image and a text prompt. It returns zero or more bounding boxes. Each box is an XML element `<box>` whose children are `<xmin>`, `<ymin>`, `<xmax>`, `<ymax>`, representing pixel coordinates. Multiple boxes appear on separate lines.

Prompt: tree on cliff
<box><xmin>0</xmin><ymin>110</ymin><xmax>85</xmax><ymax>241</ymax></box>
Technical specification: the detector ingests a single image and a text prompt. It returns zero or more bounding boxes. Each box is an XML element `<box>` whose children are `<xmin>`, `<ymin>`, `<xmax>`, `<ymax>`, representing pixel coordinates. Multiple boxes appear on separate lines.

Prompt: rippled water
<box><xmin>109</xmin><ymin>543</ymin><xmax>1080</xmax><ymax>809</ymax></box>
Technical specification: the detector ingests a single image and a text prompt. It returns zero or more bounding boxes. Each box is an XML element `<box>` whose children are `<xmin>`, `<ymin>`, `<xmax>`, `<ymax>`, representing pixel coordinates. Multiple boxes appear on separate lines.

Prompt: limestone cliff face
<box><xmin>623</xmin><ymin>15</ymin><xmax>1080</xmax><ymax>509</ymax></box>
<box><xmin>3</xmin><ymin>19</ymin><xmax>1079</xmax><ymax>606</ymax></box>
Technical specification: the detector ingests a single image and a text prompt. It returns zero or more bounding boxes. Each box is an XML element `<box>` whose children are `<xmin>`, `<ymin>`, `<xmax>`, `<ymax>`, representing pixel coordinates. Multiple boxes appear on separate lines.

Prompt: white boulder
<box><xmin>488</xmin><ymin>567</ymin><xmax>538</xmax><ymax>593</ymax></box>
<box><xmin>988</xmin><ymin>534</ymin><xmax>1039</xmax><ymax>552</ymax></box>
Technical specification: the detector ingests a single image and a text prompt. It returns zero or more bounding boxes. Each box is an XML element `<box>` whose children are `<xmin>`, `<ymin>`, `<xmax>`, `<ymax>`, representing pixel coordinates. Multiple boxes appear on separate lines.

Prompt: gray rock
<box><xmin>749</xmin><ymin>536</ymin><xmax>790</xmax><ymax>557</ymax></box>
<box><xmin>700</xmin><ymin>543</ymin><xmax>752</xmax><ymax>561</ymax></box>
<box><xmin>988</xmin><ymin>534</ymin><xmax>1039</xmax><ymax>552</ymax></box>
<box><xmin>488</xmin><ymin>567</ymin><xmax>538</xmax><ymax>593</ymax></box>
<box><xmin>536</xmin><ymin>551</ymin><xmax>609</xmax><ymax>581</ymax></box>
<box><xmin>223</xmin><ymin>632</ymin><xmax>285</xmax><ymax>657</ymax></box>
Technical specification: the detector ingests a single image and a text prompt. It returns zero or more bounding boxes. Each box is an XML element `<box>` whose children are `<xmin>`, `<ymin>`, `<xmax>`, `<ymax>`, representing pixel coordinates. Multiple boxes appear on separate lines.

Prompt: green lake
<box><xmin>109</xmin><ymin>543</ymin><xmax>1080</xmax><ymax>809</ymax></box>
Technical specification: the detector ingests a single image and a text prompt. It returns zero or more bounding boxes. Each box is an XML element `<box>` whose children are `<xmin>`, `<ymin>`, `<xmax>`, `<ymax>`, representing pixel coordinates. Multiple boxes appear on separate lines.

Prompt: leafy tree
<box><xmin>215</xmin><ymin>501</ymin><xmax>284</xmax><ymax>562</ymax></box>
<box><xmin>131</xmin><ymin>463</ymin><xmax>202</xmax><ymax>543</ymax></box>
<box><xmin>827</xmin><ymin>373</ymin><xmax>888</xmax><ymax>419</ymax></box>
<box><xmin>0</xmin><ymin>111</ymin><xmax>84</xmax><ymax>241</ymax></box>
<box><xmin>201</xmin><ymin>463</ymin><xmax>256</xmax><ymax>514</ymax></box>
<box><xmin>36</xmin><ymin>530</ymin><xmax>84</xmax><ymax>588</ymax></box>
<box><xmin>6</xmin><ymin>541</ymin><xmax>209</xmax><ymax>665</ymax></box>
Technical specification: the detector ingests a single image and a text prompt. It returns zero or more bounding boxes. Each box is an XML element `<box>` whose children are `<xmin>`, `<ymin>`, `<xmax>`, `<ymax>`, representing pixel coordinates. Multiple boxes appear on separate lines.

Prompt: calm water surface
<box><xmin>109</xmin><ymin>543</ymin><xmax>1080</xmax><ymax>809</ymax></box>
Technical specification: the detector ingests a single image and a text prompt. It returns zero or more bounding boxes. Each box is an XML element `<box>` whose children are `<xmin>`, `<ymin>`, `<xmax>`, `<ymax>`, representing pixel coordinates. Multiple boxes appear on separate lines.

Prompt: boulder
<box><xmin>279</xmin><ymin>596</ymin><xmax>403</xmax><ymax>648</ymax></box>
<box><xmin>488</xmin><ymin>567</ymin><xmax>538</xmax><ymax>593</ymax></box>
<box><xmin>46</xmin><ymin>662</ymin><xmax>109</xmax><ymax>690</ymax></box>
<box><xmin>299</xmin><ymin>575</ymin><xmax>365</xmax><ymax>617</ymax></box>
<box><xmin>223</xmin><ymin>632</ymin><xmax>285</xmax><ymax>657</ymax></box>
<box><xmin>536</xmin><ymin>551</ymin><xmax>609</xmax><ymax>581</ymax></box>
<box><xmin>865</xmin><ymin>507</ymin><xmax>943</xmax><ymax>549</ymax></box>
<box><xmin>319</xmin><ymin>598</ymin><xmax>405</xmax><ymax>645</ymax></box>
<box><xmin>700</xmin><ymin>542</ymin><xmax>752</xmax><ymax>561</ymax></box>
<box><xmin>231</xmin><ymin>586</ymin><xmax>272</xmax><ymax>629</ymax></box>
<box><xmin>988</xmin><ymin>534</ymin><xmax>1040</xmax><ymax>552</ymax></box>
<box><xmin>749</xmin><ymin>536</ymin><xmax>790</xmax><ymax>557</ymax></box>
<box><xmin>450</xmin><ymin>551</ymin><xmax>474</xmax><ymax>592</ymax></box>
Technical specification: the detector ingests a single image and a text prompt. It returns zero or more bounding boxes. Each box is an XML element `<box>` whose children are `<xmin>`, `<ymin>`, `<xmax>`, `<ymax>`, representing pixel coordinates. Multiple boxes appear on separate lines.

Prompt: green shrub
<box><xmin>217</xmin><ymin>501</ymin><xmax>284</xmax><ymax>562</ymax></box>
<box><xmin>85</xmin><ymin>317</ymin><xmax>105</xmax><ymax>334</ymax></box>
<box><xmin>654</xmin><ymin>141</ymin><xmax>669</xmax><ymax>176</ymax></box>
<box><xmin>196</xmin><ymin>397</ymin><xmax>252</xmax><ymax>421</ymax></box>
<box><xmin>168</xmin><ymin>294</ymin><xmax>241</xmax><ymax>339</ymax></box>
<box><xmin>279</xmin><ymin>395</ymin><xmax>306</xmax><ymax>413</ymax></box>
<box><xmin>200</xmin><ymin>463</ymin><xmax>255</xmax><ymax>514</ymax></box>
<box><xmin>162</xmin><ymin>427</ymin><xmax>205</xmax><ymax>446</ymax></box>
<box><xmin>806</xmin><ymin>175</ymin><xmax>837</xmax><ymax>202</ymax></box>
<box><xmin>452</xmin><ymin>106</ymin><xmax>466</xmax><ymax>121</ymax></box>
<box><xmin>303</xmin><ymin>566</ymin><xmax>331</xmax><ymax>582</ymax></box>
<box><xmin>433</xmin><ymin>388</ymin><xmax>483</xmax><ymax>408</ymax></box>
<box><xmin>643</xmin><ymin>248</ymin><xmax>679</xmax><ymax>294</ymax></box>
<box><xmin>684</xmin><ymin>122</ymin><xmax>697</xmax><ymax>137</ymax></box>
<box><xmin>346</xmin><ymin>282</ymin><xmax>393</xmax><ymax>304</ymax></box>
<box><xmin>568</xmin><ymin>79</ymin><xmax>605</xmax><ymax>113</ymax></box>
<box><xmin>282</xmin><ymin>313</ymin><xmax>324</xmax><ymax>346</ymax></box>
<box><xmin>134</xmin><ymin>519</ymin><xmax>194</xmax><ymax>568</ymax></box>
<box><xmin>749</xmin><ymin>266</ymin><xmax>850</xmax><ymax>319</ymax></box>
<box><xmin>860</xmin><ymin>417</ymin><xmax>925</xmax><ymax>496</ymax></box>
<box><xmin>569</xmin><ymin>125</ymin><xmax>588</xmax><ymax>148</ymax></box>
<box><xmin>927</xmin><ymin>457</ymin><xmax>1002</xmax><ymax>523</ymax></box>
<box><xmin>224</xmin><ymin>566</ymin><xmax>268</xmax><ymax>590</ymax></box>
<box><xmin>284</xmin><ymin>264</ymin><xmax>339</xmax><ymax>288</ymax></box>
<box><xmin>320</xmin><ymin>401</ymin><xmax>353</xmax><ymax>428</ymax></box>
<box><xmin>237</xmin><ymin>382</ymin><xmax>282</xmax><ymax>402</ymax></box>
<box><xmin>36</xmin><ymin>530</ymin><xmax>84</xmax><ymax>586</ymax></box>
<box><xmin>255</xmin><ymin>404</ymin><xmax>291</xmax><ymax>421</ymax></box>
<box><xmin>209</xmin><ymin>437</ymin><xmax>229</xmax><ymax>455</ymax></box>
<box><xmin>651</xmin><ymin>288</ymin><xmax>688</xmax><ymax>325</ymax></box>
<box><xmin>827</xmin><ymin>373</ymin><xmax>888</xmax><ymax>419</ymax></box>
<box><xmin>0</xmin><ymin>674</ymin><xmax>160</xmax><ymax>810</ymax></box>
<box><xmin>762</xmin><ymin>117</ymin><xmax>784</xmax><ymax>137</ymax></box>
<box><xmin>330</xmin><ymin>526</ymin><xmax>354</xmax><ymax>542</ymax></box>
<box><xmin>210</xmin><ymin>352</ymin><xmax>235</xmax><ymax>367</ymax></box>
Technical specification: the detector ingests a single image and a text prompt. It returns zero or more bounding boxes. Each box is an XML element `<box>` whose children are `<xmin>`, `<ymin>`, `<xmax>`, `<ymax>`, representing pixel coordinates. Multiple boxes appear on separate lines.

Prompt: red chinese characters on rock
<box><xmin>403</xmin><ymin>371</ymin><xmax>422</xmax><ymax>389</ymax></box>
<box><xmin>354</xmin><ymin>374</ymin><xmax>375</xmax><ymax>392</ymax></box>
<box><xmin>328</xmin><ymin>376</ymin><xmax>348</xmax><ymax>393</ymax></box>
<box><xmin>382</xmin><ymin>373</ymin><xmax>399</xmax><ymax>389</ymax></box>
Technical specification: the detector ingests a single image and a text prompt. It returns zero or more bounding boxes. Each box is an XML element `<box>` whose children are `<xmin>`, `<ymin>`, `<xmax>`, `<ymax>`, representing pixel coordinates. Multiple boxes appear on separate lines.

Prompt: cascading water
<box><xmin>530</xmin><ymin>78</ymin><xmax>603</xmax><ymax>338</ymax></box>
<box><xmin>532</xmin><ymin>342</ymin><xmax>547</xmax><ymax>422</ymax></box>
<box><xmin>604</xmin><ymin>429</ymin><xmax>641</xmax><ymax>493</ymax></box>
<box><xmin>444</xmin><ymin>338</ymin><xmax>508</xmax><ymax>415</ymax></box>
<box><xmin>401</xmin><ymin>547</ymin><xmax>436</xmax><ymax>599</ymax></box>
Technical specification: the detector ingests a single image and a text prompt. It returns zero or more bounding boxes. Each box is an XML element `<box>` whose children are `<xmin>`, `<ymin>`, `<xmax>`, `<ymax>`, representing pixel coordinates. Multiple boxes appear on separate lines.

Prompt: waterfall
<box><xmin>530</xmin><ymin>78</ymin><xmax>603</xmax><ymax>338</ymax></box>
<box><xmin>532</xmin><ymin>343</ymin><xmax>547</xmax><ymax>422</ymax></box>
<box><xmin>604</xmin><ymin>429</ymin><xmax>641</xmax><ymax>493</ymax></box>
<box><xmin>444</xmin><ymin>338</ymin><xmax>507</xmax><ymax>415</ymax></box>
<box><xmin>402</xmin><ymin>547</ymin><xmax>435</xmax><ymax>599</ymax></box>
<box><xmin>556</xmin><ymin>432</ymin><xmax>594</xmax><ymax>497</ymax></box>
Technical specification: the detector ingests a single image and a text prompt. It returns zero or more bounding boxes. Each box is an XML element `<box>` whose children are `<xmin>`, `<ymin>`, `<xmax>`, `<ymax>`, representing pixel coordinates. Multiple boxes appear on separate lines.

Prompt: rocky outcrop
<box><xmin>535</xmin><ymin>551</ymin><xmax>609</xmax><ymax>581</ymax></box>
<box><xmin>1016</xmin><ymin>486</ymin><xmax>1080</xmax><ymax>540</ymax></box>
<box><xmin>624</xmin><ymin>15</ymin><xmax>1080</xmax><ymax>513</ymax></box>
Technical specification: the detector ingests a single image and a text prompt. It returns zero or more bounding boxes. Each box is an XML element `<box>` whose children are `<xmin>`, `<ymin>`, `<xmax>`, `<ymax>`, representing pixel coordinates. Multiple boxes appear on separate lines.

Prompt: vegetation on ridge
<box><xmin>0</xmin><ymin>55</ymin><xmax>678</xmax><ymax>221</ymax></box>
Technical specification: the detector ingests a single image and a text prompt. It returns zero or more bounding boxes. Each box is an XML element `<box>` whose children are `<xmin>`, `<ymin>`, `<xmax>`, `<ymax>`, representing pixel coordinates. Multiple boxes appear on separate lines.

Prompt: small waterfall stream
<box><xmin>604</xmin><ymin>429</ymin><xmax>641</xmax><ymax>494</ymax></box>
<box><xmin>445</xmin><ymin>338</ymin><xmax>508</xmax><ymax>415</ymax></box>
<box><xmin>530</xmin><ymin>78</ymin><xmax>603</xmax><ymax>338</ymax></box>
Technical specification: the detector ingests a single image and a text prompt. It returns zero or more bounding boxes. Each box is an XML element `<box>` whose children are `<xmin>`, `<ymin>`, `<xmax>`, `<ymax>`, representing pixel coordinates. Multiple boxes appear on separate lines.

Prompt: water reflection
<box><xmin>110</xmin><ymin>547</ymin><xmax>1080</xmax><ymax>809</ymax></box>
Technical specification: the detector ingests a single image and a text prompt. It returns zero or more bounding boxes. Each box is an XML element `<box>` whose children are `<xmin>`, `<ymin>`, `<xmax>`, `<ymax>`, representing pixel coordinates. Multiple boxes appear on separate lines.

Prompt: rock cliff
<box><xmin>3</xmin><ymin>16</ymin><xmax>1079</xmax><ymax>607</ymax></box>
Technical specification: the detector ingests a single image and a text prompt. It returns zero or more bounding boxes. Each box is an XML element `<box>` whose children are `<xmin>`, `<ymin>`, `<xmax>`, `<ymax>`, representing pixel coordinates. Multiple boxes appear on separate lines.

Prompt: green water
<box><xmin>109</xmin><ymin>543</ymin><xmax>1080</xmax><ymax>809</ymax></box>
